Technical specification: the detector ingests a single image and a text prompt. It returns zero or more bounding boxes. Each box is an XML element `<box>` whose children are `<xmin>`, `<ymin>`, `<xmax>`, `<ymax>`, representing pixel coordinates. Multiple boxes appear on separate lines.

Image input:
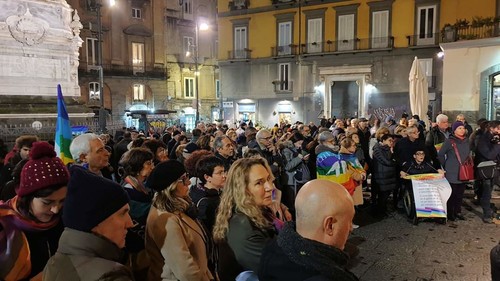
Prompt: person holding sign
<box><xmin>438</xmin><ymin>121</ymin><xmax>471</xmax><ymax>221</ymax></box>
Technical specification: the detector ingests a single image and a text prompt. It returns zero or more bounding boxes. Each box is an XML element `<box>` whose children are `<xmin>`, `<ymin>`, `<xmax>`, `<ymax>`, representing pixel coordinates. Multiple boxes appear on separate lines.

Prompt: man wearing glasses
<box><xmin>252</xmin><ymin>129</ymin><xmax>284</xmax><ymax>189</ymax></box>
<box><xmin>425</xmin><ymin>114</ymin><xmax>451</xmax><ymax>166</ymax></box>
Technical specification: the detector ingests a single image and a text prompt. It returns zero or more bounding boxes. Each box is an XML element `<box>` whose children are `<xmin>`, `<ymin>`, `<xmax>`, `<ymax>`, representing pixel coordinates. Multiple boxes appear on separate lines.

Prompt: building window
<box><xmin>371</xmin><ymin>11</ymin><xmax>389</xmax><ymax>48</ymax></box>
<box><xmin>183</xmin><ymin>36</ymin><xmax>194</xmax><ymax>57</ymax></box>
<box><xmin>368</xmin><ymin>0</ymin><xmax>393</xmax><ymax>49</ymax></box>
<box><xmin>132</xmin><ymin>8</ymin><xmax>142</xmax><ymax>19</ymax></box>
<box><xmin>337</xmin><ymin>15</ymin><xmax>355</xmax><ymax>51</ymax></box>
<box><xmin>231</xmin><ymin>18</ymin><xmax>250</xmax><ymax>59</ymax></box>
<box><xmin>183</xmin><ymin>0</ymin><xmax>193</xmax><ymax>15</ymax></box>
<box><xmin>274</xmin><ymin>13</ymin><xmax>295</xmax><ymax>56</ymax></box>
<box><xmin>234</xmin><ymin>26</ymin><xmax>247</xmax><ymax>58</ymax></box>
<box><xmin>184</xmin><ymin>77</ymin><xmax>195</xmax><ymax>98</ymax></box>
<box><xmin>333</xmin><ymin>4</ymin><xmax>359</xmax><ymax>52</ymax></box>
<box><xmin>86</xmin><ymin>38</ymin><xmax>98</xmax><ymax>67</ymax></box>
<box><xmin>216</xmin><ymin>79</ymin><xmax>220</xmax><ymax>99</ymax></box>
<box><xmin>89</xmin><ymin>82</ymin><xmax>100</xmax><ymax>100</ymax></box>
<box><xmin>307</xmin><ymin>18</ymin><xmax>322</xmax><ymax>53</ymax></box>
<box><xmin>133</xmin><ymin>84</ymin><xmax>145</xmax><ymax>101</ymax></box>
<box><xmin>417</xmin><ymin>5</ymin><xmax>437</xmax><ymax>45</ymax></box>
<box><xmin>278</xmin><ymin>63</ymin><xmax>290</xmax><ymax>91</ymax></box>
<box><xmin>278</xmin><ymin>21</ymin><xmax>292</xmax><ymax>55</ymax></box>
<box><xmin>132</xmin><ymin>42</ymin><xmax>144</xmax><ymax>74</ymax></box>
<box><xmin>304</xmin><ymin>8</ymin><xmax>326</xmax><ymax>54</ymax></box>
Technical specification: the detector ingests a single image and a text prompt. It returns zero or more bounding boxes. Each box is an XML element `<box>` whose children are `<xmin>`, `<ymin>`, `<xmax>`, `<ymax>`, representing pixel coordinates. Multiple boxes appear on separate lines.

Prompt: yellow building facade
<box><xmin>217</xmin><ymin>0</ymin><xmax>500</xmax><ymax>126</ymax></box>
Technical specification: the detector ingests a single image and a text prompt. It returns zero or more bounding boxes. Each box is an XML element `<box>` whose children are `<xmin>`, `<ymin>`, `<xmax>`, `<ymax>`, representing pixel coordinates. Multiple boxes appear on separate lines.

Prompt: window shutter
<box><xmin>372</xmin><ymin>10</ymin><xmax>389</xmax><ymax>48</ymax></box>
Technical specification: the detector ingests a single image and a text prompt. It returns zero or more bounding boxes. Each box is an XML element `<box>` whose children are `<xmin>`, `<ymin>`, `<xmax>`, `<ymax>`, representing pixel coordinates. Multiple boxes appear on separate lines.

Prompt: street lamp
<box><xmin>91</xmin><ymin>0</ymin><xmax>114</xmax><ymax>132</ymax></box>
<box><xmin>187</xmin><ymin>19</ymin><xmax>209</xmax><ymax>125</ymax></box>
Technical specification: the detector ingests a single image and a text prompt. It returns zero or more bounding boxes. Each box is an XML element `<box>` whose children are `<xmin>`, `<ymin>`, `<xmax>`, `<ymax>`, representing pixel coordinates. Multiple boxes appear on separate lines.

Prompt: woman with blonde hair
<box><xmin>145</xmin><ymin>160</ymin><xmax>213</xmax><ymax>281</ymax></box>
<box><xmin>213</xmin><ymin>157</ymin><xmax>277</xmax><ymax>280</ymax></box>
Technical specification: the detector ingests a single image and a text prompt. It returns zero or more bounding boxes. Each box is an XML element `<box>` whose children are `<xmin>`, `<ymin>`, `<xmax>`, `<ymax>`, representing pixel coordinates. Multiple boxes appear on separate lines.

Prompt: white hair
<box><xmin>436</xmin><ymin>114</ymin><xmax>448</xmax><ymax>124</ymax></box>
<box><xmin>69</xmin><ymin>133</ymin><xmax>100</xmax><ymax>161</ymax></box>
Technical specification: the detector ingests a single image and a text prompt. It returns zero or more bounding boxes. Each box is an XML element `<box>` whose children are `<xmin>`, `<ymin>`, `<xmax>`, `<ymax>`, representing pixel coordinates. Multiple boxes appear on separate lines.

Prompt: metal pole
<box><xmin>97</xmin><ymin>1</ymin><xmax>106</xmax><ymax>132</ymax></box>
<box><xmin>195</xmin><ymin>21</ymin><xmax>200</xmax><ymax>125</ymax></box>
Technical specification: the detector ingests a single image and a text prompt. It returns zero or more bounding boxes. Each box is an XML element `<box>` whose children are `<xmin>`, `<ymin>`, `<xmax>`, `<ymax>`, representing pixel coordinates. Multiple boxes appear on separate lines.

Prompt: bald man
<box><xmin>259</xmin><ymin>179</ymin><xmax>359</xmax><ymax>281</ymax></box>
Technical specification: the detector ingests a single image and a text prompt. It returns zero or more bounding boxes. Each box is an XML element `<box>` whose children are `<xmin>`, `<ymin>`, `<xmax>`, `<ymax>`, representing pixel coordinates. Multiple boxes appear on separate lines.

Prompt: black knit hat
<box><xmin>146</xmin><ymin>160</ymin><xmax>186</xmax><ymax>192</ymax></box>
<box><xmin>63</xmin><ymin>166</ymin><xmax>129</xmax><ymax>232</ymax></box>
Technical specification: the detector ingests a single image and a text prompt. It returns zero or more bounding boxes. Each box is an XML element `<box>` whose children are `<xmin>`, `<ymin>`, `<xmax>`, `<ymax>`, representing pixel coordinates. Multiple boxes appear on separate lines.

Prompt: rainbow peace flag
<box><xmin>54</xmin><ymin>85</ymin><xmax>73</xmax><ymax>165</ymax></box>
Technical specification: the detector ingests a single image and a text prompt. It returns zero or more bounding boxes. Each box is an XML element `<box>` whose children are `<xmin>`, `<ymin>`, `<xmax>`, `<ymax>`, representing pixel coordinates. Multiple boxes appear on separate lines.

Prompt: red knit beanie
<box><xmin>17</xmin><ymin>142</ymin><xmax>70</xmax><ymax>197</ymax></box>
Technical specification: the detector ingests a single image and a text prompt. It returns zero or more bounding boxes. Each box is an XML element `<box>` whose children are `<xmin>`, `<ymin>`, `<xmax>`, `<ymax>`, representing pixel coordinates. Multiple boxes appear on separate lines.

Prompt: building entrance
<box><xmin>331</xmin><ymin>81</ymin><xmax>359</xmax><ymax>118</ymax></box>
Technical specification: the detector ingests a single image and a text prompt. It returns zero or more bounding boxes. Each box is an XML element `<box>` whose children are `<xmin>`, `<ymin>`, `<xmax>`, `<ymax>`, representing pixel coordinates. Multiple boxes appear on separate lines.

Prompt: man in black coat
<box><xmin>259</xmin><ymin>179</ymin><xmax>359</xmax><ymax>281</ymax></box>
<box><xmin>475</xmin><ymin>120</ymin><xmax>500</xmax><ymax>223</ymax></box>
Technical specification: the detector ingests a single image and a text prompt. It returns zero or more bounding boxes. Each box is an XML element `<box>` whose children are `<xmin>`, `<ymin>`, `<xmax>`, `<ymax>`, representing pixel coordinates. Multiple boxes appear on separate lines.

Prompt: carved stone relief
<box><xmin>6</xmin><ymin>8</ymin><xmax>49</xmax><ymax>46</ymax></box>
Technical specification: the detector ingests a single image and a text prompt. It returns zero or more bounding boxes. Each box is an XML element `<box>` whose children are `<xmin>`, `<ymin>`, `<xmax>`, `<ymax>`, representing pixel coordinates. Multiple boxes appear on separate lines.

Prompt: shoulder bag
<box><xmin>450</xmin><ymin>139</ymin><xmax>474</xmax><ymax>181</ymax></box>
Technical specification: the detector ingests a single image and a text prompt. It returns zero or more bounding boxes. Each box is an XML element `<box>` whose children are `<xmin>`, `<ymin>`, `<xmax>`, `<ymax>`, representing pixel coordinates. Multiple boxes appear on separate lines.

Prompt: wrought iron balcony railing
<box><xmin>408</xmin><ymin>24</ymin><xmax>499</xmax><ymax>47</ymax></box>
<box><xmin>270</xmin><ymin>45</ymin><xmax>299</xmax><ymax>57</ymax></box>
<box><xmin>79</xmin><ymin>63</ymin><xmax>167</xmax><ymax>78</ymax></box>
<box><xmin>299</xmin><ymin>36</ymin><xmax>394</xmax><ymax>55</ymax></box>
<box><xmin>227</xmin><ymin>49</ymin><xmax>252</xmax><ymax>60</ymax></box>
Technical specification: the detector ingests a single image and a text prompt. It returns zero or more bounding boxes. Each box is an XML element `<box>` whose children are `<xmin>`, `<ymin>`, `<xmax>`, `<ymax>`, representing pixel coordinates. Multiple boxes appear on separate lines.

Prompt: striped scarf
<box><xmin>0</xmin><ymin>196</ymin><xmax>59</xmax><ymax>281</ymax></box>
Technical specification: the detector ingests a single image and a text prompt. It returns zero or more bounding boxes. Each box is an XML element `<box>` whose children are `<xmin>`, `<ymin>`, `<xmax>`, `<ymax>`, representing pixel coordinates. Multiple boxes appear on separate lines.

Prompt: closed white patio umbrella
<box><xmin>409</xmin><ymin>56</ymin><xmax>430</xmax><ymax>128</ymax></box>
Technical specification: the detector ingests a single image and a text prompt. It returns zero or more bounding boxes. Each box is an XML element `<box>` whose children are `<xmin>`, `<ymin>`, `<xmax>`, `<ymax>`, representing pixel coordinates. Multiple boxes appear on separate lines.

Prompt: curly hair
<box><xmin>119</xmin><ymin>147</ymin><xmax>153</xmax><ymax>177</ymax></box>
<box><xmin>152</xmin><ymin>179</ymin><xmax>192</xmax><ymax>213</ymax></box>
<box><xmin>213</xmin><ymin>157</ymin><xmax>274</xmax><ymax>241</ymax></box>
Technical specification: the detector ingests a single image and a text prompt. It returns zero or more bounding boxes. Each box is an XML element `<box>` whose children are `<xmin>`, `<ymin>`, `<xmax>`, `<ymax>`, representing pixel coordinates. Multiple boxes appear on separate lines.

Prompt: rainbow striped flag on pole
<box><xmin>55</xmin><ymin>84</ymin><xmax>74</xmax><ymax>165</ymax></box>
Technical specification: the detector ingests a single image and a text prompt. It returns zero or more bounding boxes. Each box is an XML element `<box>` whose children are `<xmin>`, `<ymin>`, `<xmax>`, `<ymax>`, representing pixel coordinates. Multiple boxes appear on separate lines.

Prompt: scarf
<box><xmin>0</xmin><ymin>196</ymin><xmax>59</xmax><ymax>281</ymax></box>
<box><xmin>123</xmin><ymin>175</ymin><xmax>149</xmax><ymax>194</ymax></box>
<box><xmin>277</xmin><ymin>222</ymin><xmax>359</xmax><ymax>281</ymax></box>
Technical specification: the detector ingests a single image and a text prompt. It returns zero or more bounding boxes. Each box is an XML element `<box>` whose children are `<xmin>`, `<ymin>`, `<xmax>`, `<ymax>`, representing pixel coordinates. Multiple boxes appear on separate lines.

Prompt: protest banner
<box><xmin>405</xmin><ymin>174</ymin><xmax>452</xmax><ymax>218</ymax></box>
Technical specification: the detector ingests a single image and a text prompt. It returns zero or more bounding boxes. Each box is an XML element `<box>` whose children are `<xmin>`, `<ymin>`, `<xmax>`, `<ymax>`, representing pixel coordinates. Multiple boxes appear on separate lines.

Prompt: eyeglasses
<box><xmin>261</xmin><ymin>136</ymin><xmax>272</xmax><ymax>140</ymax></box>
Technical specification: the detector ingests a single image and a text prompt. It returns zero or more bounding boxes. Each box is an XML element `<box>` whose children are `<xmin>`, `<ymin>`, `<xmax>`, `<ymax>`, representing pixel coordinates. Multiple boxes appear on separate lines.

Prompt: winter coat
<box><xmin>145</xmin><ymin>206</ymin><xmax>212</xmax><ymax>281</ymax></box>
<box><xmin>281</xmin><ymin>143</ymin><xmax>304</xmax><ymax>186</ymax></box>
<box><xmin>189</xmin><ymin>183</ymin><xmax>221</xmax><ymax>234</ymax></box>
<box><xmin>475</xmin><ymin>131</ymin><xmax>500</xmax><ymax>163</ymax></box>
<box><xmin>371</xmin><ymin>143</ymin><xmax>397</xmax><ymax>191</ymax></box>
<box><xmin>425</xmin><ymin>126</ymin><xmax>451</xmax><ymax>163</ymax></box>
<box><xmin>0</xmin><ymin>197</ymin><xmax>63</xmax><ymax>281</ymax></box>
<box><xmin>225</xmin><ymin>211</ymin><xmax>275</xmax><ymax>275</ymax></box>
<box><xmin>438</xmin><ymin>136</ymin><xmax>471</xmax><ymax>184</ymax></box>
<box><xmin>394</xmin><ymin>137</ymin><xmax>426</xmax><ymax>167</ymax></box>
<box><xmin>43</xmin><ymin>228</ymin><xmax>134</xmax><ymax>281</ymax></box>
<box><xmin>259</xmin><ymin>222</ymin><xmax>358</xmax><ymax>281</ymax></box>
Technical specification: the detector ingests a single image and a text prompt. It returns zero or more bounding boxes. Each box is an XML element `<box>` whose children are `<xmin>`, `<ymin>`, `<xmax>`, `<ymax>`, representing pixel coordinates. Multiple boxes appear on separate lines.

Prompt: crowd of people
<box><xmin>0</xmin><ymin>112</ymin><xmax>499</xmax><ymax>281</ymax></box>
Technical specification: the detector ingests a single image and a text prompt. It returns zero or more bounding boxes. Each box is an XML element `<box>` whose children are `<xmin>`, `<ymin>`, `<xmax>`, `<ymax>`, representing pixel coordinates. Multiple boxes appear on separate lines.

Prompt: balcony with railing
<box><xmin>79</xmin><ymin>63</ymin><xmax>167</xmax><ymax>78</ymax></box>
<box><xmin>271</xmin><ymin>44</ymin><xmax>299</xmax><ymax>57</ymax></box>
<box><xmin>228</xmin><ymin>0</ymin><xmax>249</xmax><ymax>10</ymax></box>
<box><xmin>272</xmin><ymin>80</ymin><xmax>293</xmax><ymax>93</ymax></box>
<box><xmin>407</xmin><ymin>23</ymin><xmax>499</xmax><ymax>47</ymax></box>
<box><xmin>227</xmin><ymin>49</ymin><xmax>252</xmax><ymax>60</ymax></box>
<box><xmin>298</xmin><ymin>36</ymin><xmax>394</xmax><ymax>55</ymax></box>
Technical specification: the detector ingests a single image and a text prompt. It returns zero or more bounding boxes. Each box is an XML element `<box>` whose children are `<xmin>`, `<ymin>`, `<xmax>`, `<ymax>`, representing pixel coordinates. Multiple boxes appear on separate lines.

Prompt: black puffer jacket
<box><xmin>371</xmin><ymin>143</ymin><xmax>397</xmax><ymax>191</ymax></box>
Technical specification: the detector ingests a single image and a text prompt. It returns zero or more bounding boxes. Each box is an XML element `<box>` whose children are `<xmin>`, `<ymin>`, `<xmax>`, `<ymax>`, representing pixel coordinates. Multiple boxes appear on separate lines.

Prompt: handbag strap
<box><xmin>450</xmin><ymin>139</ymin><xmax>463</xmax><ymax>165</ymax></box>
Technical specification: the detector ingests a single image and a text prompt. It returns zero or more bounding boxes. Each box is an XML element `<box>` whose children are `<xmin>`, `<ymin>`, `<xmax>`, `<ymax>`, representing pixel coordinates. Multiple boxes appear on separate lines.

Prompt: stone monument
<box><xmin>0</xmin><ymin>0</ymin><xmax>90</xmax><ymax>122</ymax></box>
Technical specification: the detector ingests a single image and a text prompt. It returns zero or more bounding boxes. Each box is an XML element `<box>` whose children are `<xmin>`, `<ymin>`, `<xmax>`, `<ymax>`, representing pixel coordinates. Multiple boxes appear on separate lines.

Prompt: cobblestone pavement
<box><xmin>348</xmin><ymin>190</ymin><xmax>499</xmax><ymax>281</ymax></box>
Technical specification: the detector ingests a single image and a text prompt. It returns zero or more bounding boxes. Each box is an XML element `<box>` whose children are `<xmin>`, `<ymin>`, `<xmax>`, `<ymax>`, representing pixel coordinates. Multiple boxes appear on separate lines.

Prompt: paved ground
<box><xmin>347</xmin><ymin>189</ymin><xmax>499</xmax><ymax>281</ymax></box>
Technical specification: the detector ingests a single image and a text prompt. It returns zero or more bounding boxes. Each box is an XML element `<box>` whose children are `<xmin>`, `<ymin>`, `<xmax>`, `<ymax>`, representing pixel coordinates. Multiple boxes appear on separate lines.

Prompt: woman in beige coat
<box><xmin>145</xmin><ymin>160</ymin><xmax>213</xmax><ymax>281</ymax></box>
